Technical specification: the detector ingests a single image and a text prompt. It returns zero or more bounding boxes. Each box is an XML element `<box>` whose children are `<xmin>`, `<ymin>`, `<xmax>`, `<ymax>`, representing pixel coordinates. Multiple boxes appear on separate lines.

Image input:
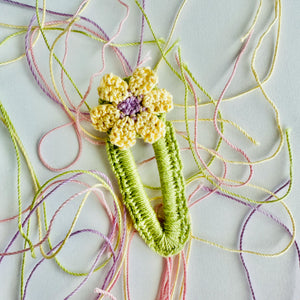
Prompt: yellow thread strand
<box><xmin>0</xmin><ymin>22</ymin><xmax>28</xmax><ymax>29</ymax></box>
<box><xmin>179</xmin><ymin>45</ymin><xmax>293</xmax><ymax>205</ymax></box>
<box><xmin>134</xmin><ymin>0</ymin><xmax>182</xmax><ymax>80</ymax></box>
<box><xmin>99</xmin><ymin>222</ymin><xmax>132</xmax><ymax>300</ymax></box>
<box><xmin>32</xmin><ymin>170</ymin><xmax>123</xmax><ymax>261</ymax></box>
<box><xmin>241</xmin><ymin>0</ymin><xmax>262</xmax><ymax>42</ymax></box>
<box><xmin>191</xmin><ymin>199</ymin><xmax>295</xmax><ymax>257</ymax></box>
<box><xmin>179</xmin><ymin>236</ymin><xmax>192</xmax><ymax>299</ymax></box>
<box><xmin>40</xmin><ymin>185</ymin><xmax>104</xmax><ymax>260</ymax></box>
<box><xmin>187</xmin><ymin>174</ymin><xmax>280</xmax><ymax>200</ymax></box>
<box><xmin>33</xmin><ymin>4</ymin><xmax>112</xmax><ymax>141</ymax></box>
<box><xmin>0</xmin><ymin>22</ymin><xmax>165</xmax><ymax>46</ymax></box>
<box><xmin>170</xmin><ymin>254</ymin><xmax>182</xmax><ymax>299</ymax></box>
<box><xmin>185</xmin><ymin>129</ymin><xmax>293</xmax><ymax>205</ymax></box>
<box><xmin>173</xmin><ymin>2</ymin><xmax>280</xmax><ymax>107</ymax></box>
<box><xmin>20</xmin><ymin>2</ymin><xmax>47</xmax><ymax>296</ymax></box>
<box><xmin>248</xmin><ymin>0</ymin><xmax>284</xmax><ymax>165</ymax></box>
<box><xmin>0</xmin><ymin>6</ymin><xmax>46</xmax><ymax>67</ymax></box>
<box><xmin>172</xmin><ymin>118</ymin><xmax>259</xmax><ymax>145</ymax></box>
<box><xmin>123</xmin><ymin>229</ymin><xmax>134</xmax><ymax>300</ymax></box>
<box><xmin>153</xmin><ymin>0</ymin><xmax>188</xmax><ymax>71</ymax></box>
<box><xmin>174</xmin><ymin>5</ymin><xmax>284</xmax><ymax>173</ymax></box>
<box><xmin>35</xmin><ymin>0</ymin><xmax>90</xmax><ymax>113</ymax></box>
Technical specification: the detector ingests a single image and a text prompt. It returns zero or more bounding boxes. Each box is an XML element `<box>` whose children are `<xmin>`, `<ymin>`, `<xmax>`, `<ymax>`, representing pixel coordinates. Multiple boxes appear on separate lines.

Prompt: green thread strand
<box><xmin>0</xmin><ymin>26</ymin><xmax>164</xmax><ymax>66</ymax></box>
<box><xmin>134</xmin><ymin>0</ymin><xmax>182</xmax><ymax>80</ymax></box>
<box><xmin>107</xmin><ymin>121</ymin><xmax>191</xmax><ymax>256</ymax></box>
<box><xmin>0</xmin><ymin>103</ymin><xmax>36</xmax><ymax>256</ymax></box>
<box><xmin>35</xmin><ymin>0</ymin><xmax>87</xmax><ymax>108</ymax></box>
<box><xmin>0</xmin><ymin>102</ymin><xmax>39</xmax><ymax>298</ymax></box>
<box><xmin>134</xmin><ymin>0</ymin><xmax>225</xmax><ymax>172</ymax></box>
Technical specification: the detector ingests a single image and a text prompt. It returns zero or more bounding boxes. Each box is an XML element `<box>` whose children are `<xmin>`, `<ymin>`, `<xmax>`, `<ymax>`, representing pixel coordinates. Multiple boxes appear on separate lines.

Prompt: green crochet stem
<box><xmin>107</xmin><ymin>121</ymin><xmax>191</xmax><ymax>256</ymax></box>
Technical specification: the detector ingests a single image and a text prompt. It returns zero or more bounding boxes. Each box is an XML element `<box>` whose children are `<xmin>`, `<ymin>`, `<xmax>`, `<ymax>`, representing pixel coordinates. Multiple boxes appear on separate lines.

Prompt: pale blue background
<box><xmin>0</xmin><ymin>0</ymin><xmax>300</xmax><ymax>299</ymax></box>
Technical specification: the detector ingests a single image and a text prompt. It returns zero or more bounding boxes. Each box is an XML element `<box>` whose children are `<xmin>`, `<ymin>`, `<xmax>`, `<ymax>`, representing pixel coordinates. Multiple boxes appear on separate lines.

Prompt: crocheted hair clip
<box><xmin>90</xmin><ymin>67</ymin><xmax>191</xmax><ymax>256</ymax></box>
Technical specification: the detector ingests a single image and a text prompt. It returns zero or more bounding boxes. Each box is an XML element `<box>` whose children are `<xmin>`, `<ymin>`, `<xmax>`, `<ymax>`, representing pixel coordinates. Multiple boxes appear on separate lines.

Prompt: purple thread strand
<box><xmin>0</xmin><ymin>170</ymin><xmax>122</xmax><ymax>299</ymax></box>
<box><xmin>64</xmin><ymin>172</ymin><xmax>122</xmax><ymax>298</ymax></box>
<box><xmin>3</xmin><ymin>0</ymin><xmax>133</xmax><ymax>106</ymax></box>
<box><xmin>1</xmin><ymin>0</ymin><xmax>133</xmax><ymax>73</ymax></box>
<box><xmin>25</xmin><ymin>15</ymin><xmax>63</xmax><ymax>106</ymax></box>
<box><xmin>100</xmin><ymin>206</ymin><xmax>127</xmax><ymax>293</ymax></box>
<box><xmin>0</xmin><ymin>171</ymin><xmax>115</xmax><ymax>263</ymax></box>
<box><xmin>0</xmin><ymin>173</ymin><xmax>83</xmax><ymax>264</ymax></box>
<box><xmin>67</xmin><ymin>203</ymin><xmax>127</xmax><ymax>299</ymax></box>
<box><xmin>23</xmin><ymin>229</ymin><xmax>116</xmax><ymax>300</ymax></box>
<box><xmin>64</xmin><ymin>228</ymin><xmax>116</xmax><ymax>299</ymax></box>
<box><xmin>239</xmin><ymin>181</ymin><xmax>299</xmax><ymax>300</ymax></box>
<box><xmin>201</xmin><ymin>182</ymin><xmax>300</xmax><ymax>300</ymax></box>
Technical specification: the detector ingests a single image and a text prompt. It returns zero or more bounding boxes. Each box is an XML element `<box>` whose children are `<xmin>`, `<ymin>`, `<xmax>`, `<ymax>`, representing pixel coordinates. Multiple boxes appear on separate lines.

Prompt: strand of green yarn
<box><xmin>107</xmin><ymin>121</ymin><xmax>191</xmax><ymax>256</ymax></box>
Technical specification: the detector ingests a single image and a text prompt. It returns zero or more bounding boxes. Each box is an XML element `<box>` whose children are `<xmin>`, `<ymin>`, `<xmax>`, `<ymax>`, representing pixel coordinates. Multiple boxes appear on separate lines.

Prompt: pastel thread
<box><xmin>0</xmin><ymin>0</ymin><xmax>296</xmax><ymax>298</ymax></box>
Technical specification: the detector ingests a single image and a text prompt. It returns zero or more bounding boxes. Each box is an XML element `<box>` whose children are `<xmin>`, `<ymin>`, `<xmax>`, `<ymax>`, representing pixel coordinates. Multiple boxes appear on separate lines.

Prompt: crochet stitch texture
<box><xmin>91</xmin><ymin>67</ymin><xmax>191</xmax><ymax>256</ymax></box>
<box><xmin>107</xmin><ymin>121</ymin><xmax>191</xmax><ymax>256</ymax></box>
<box><xmin>90</xmin><ymin>67</ymin><xmax>173</xmax><ymax>149</ymax></box>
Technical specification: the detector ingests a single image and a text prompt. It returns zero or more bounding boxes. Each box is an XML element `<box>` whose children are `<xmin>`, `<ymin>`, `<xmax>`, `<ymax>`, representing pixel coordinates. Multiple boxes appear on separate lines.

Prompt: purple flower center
<box><xmin>117</xmin><ymin>95</ymin><xmax>146</xmax><ymax>120</ymax></box>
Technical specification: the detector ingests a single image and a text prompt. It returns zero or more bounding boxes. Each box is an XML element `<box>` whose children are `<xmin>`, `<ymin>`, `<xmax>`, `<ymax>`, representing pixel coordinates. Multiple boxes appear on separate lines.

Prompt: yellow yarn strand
<box><xmin>241</xmin><ymin>0</ymin><xmax>262</xmax><ymax>42</ymax></box>
<box><xmin>172</xmin><ymin>118</ymin><xmax>259</xmax><ymax>145</ymax></box>
<box><xmin>192</xmin><ymin>199</ymin><xmax>295</xmax><ymax>257</ymax></box>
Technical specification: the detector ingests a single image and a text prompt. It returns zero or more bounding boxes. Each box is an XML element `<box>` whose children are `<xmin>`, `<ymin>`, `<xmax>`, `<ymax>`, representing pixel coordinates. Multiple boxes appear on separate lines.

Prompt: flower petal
<box><xmin>109</xmin><ymin>116</ymin><xmax>136</xmax><ymax>149</ymax></box>
<box><xmin>90</xmin><ymin>104</ymin><xmax>120</xmax><ymax>132</ymax></box>
<box><xmin>129</xmin><ymin>67</ymin><xmax>158</xmax><ymax>96</ymax></box>
<box><xmin>143</xmin><ymin>88</ymin><xmax>173</xmax><ymax>113</ymax></box>
<box><xmin>135</xmin><ymin>112</ymin><xmax>165</xmax><ymax>144</ymax></box>
<box><xmin>98</xmin><ymin>73</ymin><xmax>129</xmax><ymax>103</ymax></box>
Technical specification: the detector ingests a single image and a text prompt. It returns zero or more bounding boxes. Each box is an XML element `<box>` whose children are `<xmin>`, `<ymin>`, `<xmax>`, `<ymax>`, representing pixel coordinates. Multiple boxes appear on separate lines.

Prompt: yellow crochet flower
<box><xmin>90</xmin><ymin>67</ymin><xmax>173</xmax><ymax>149</ymax></box>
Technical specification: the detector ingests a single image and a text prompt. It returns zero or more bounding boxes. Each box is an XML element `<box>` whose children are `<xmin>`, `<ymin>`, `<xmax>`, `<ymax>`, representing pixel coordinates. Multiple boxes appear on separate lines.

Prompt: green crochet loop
<box><xmin>107</xmin><ymin>121</ymin><xmax>191</xmax><ymax>256</ymax></box>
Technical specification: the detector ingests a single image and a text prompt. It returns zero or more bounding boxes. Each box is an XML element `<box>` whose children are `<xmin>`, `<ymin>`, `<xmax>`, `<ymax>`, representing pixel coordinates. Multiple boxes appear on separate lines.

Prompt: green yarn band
<box><xmin>107</xmin><ymin>121</ymin><xmax>191</xmax><ymax>256</ymax></box>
